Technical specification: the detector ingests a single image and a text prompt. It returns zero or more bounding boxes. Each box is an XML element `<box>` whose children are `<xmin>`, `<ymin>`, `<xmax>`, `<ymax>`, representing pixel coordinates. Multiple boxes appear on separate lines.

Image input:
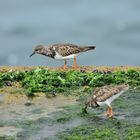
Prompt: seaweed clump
<box><xmin>0</xmin><ymin>68</ymin><xmax>140</xmax><ymax>96</ymax></box>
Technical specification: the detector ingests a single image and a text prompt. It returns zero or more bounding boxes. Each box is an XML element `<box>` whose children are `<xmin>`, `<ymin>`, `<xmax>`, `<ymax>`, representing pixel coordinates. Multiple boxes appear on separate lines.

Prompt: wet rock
<box><xmin>4</xmin><ymin>81</ymin><xmax>12</xmax><ymax>86</ymax></box>
<box><xmin>24</xmin><ymin>102</ymin><xmax>34</xmax><ymax>106</ymax></box>
<box><xmin>0</xmin><ymin>126</ymin><xmax>22</xmax><ymax>137</ymax></box>
<box><xmin>92</xmin><ymin>69</ymin><xmax>98</xmax><ymax>73</ymax></box>
<box><xmin>80</xmin><ymin>69</ymin><xmax>86</xmax><ymax>73</ymax></box>
<box><xmin>0</xmin><ymin>94</ymin><xmax>5</xmax><ymax>102</ymax></box>
<box><xmin>106</xmin><ymin>70</ymin><xmax>112</xmax><ymax>74</ymax></box>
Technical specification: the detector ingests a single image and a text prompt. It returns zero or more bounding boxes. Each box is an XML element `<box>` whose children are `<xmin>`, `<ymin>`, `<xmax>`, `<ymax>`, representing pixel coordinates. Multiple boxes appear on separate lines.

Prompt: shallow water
<box><xmin>0</xmin><ymin>0</ymin><xmax>140</xmax><ymax>66</ymax></box>
<box><xmin>0</xmin><ymin>87</ymin><xmax>140</xmax><ymax>139</ymax></box>
<box><xmin>0</xmin><ymin>92</ymin><xmax>76</xmax><ymax>123</ymax></box>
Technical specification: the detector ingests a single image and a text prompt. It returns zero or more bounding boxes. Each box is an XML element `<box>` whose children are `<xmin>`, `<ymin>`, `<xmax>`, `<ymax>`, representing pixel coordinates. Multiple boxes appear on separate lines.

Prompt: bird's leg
<box><xmin>105</xmin><ymin>107</ymin><xmax>110</xmax><ymax>116</ymax></box>
<box><xmin>108</xmin><ymin>106</ymin><xmax>115</xmax><ymax>118</ymax></box>
<box><xmin>73</xmin><ymin>55</ymin><xmax>77</xmax><ymax>69</ymax></box>
<box><xmin>63</xmin><ymin>60</ymin><xmax>67</xmax><ymax>70</ymax></box>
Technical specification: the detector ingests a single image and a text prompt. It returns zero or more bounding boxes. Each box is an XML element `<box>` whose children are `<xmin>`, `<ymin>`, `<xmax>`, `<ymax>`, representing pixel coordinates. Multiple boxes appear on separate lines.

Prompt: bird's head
<box><xmin>85</xmin><ymin>96</ymin><xmax>99</xmax><ymax>108</ymax></box>
<box><xmin>30</xmin><ymin>45</ymin><xmax>45</xmax><ymax>57</ymax></box>
<box><xmin>82</xmin><ymin>96</ymin><xmax>99</xmax><ymax>114</ymax></box>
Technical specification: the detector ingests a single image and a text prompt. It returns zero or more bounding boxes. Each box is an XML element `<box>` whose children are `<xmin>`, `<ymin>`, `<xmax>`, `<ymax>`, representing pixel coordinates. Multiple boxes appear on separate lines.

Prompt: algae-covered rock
<box><xmin>1</xmin><ymin>66</ymin><xmax>140</xmax><ymax>96</ymax></box>
<box><xmin>0</xmin><ymin>66</ymin><xmax>140</xmax><ymax>140</ymax></box>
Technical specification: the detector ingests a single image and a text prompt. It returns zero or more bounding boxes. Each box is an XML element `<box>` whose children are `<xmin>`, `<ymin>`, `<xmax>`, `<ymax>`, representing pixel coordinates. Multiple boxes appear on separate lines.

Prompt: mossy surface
<box><xmin>0</xmin><ymin>67</ymin><xmax>140</xmax><ymax>140</ymax></box>
<box><xmin>0</xmin><ymin>89</ymin><xmax>139</xmax><ymax>140</ymax></box>
<box><xmin>0</xmin><ymin>68</ymin><xmax>140</xmax><ymax>96</ymax></box>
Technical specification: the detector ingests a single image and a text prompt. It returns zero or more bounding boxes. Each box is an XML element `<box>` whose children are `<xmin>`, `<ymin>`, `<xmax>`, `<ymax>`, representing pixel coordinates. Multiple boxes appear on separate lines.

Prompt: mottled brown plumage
<box><xmin>52</xmin><ymin>43</ymin><xmax>95</xmax><ymax>57</ymax></box>
<box><xmin>30</xmin><ymin>43</ymin><xmax>96</xmax><ymax>70</ymax></box>
<box><xmin>85</xmin><ymin>84</ymin><xmax>129</xmax><ymax>118</ymax></box>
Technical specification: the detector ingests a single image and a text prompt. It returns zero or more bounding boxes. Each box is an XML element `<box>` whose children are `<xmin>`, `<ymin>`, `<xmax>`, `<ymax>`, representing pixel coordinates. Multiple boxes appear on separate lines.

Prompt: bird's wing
<box><xmin>94</xmin><ymin>86</ymin><xmax>118</xmax><ymax>102</ymax></box>
<box><xmin>53</xmin><ymin>43</ymin><xmax>86</xmax><ymax>57</ymax></box>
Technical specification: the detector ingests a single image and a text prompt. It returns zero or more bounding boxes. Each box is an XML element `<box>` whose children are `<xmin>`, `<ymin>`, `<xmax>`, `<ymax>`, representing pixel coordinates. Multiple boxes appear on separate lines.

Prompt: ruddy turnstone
<box><xmin>84</xmin><ymin>84</ymin><xmax>129</xmax><ymax>118</ymax></box>
<box><xmin>30</xmin><ymin>43</ymin><xmax>95</xmax><ymax>70</ymax></box>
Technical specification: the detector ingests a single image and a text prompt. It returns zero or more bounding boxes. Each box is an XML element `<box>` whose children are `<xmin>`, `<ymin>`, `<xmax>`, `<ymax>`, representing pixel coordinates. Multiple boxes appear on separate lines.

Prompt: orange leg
<box><xmin>63</xmin><ymin>60</ymin><xmax>67</xmax><ymax>70</ymax></box>
<box><xmin>107</xmin><ymin>106</ymin><xmax>115</xmax><ymax>118</ymax></box>
<box><xmin>73</xmin><ymin>55</ymin><xmax>77</xmax><ymax>70</ymax></box>
<box><xmin>105</xmin><ymin>107</ymin><xmax>110</xmax><ymax>116</ymax></box>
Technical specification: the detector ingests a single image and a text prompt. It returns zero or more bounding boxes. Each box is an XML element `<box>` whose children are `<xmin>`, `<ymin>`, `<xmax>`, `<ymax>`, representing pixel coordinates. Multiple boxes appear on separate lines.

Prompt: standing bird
<box><xmin>84</xmin><ymin>84</ymin><xmax>129</xmax><ymax>118</ymax></box>
<box><xmin>30</xmin><ymin>43</ymin><xmax>95</xmax><ymax>70</ymax></box>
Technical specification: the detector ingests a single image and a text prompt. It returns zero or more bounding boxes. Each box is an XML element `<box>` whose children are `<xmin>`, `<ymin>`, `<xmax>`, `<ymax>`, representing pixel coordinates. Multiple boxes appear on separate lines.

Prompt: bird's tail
<box><xmin>82</xmin><ymin>46</ymin><xmax>96</xmax><ymax>52</ymax></box>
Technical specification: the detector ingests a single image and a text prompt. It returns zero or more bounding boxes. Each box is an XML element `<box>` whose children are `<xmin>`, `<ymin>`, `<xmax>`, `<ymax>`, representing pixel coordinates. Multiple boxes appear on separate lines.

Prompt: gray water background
<box><xmin>0</xmin><ymin>0</ymin><xmax>140</xmax><ymax>66</ymax></box>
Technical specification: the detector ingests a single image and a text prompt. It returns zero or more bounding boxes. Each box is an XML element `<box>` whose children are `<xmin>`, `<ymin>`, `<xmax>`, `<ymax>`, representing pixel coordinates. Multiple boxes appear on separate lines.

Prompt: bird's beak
<box><xmin>30</xmin><ymin>51</ymin><xmax>35</xmax><ymax>57</ymax></box>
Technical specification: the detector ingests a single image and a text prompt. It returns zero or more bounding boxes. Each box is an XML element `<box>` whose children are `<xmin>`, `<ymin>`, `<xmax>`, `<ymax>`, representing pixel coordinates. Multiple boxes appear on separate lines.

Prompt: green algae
<box><xmin>58</xmin><ymin>124</ymin><xmax>140</xmax><ymax>140</ymax></box>
<box><xmin>0</xmin><ymin>89</ymin><xmax>139</xmax><ymax>140</ymax></box>
<box><xmin>58</xmin><ymin>125</ymin><xmax>119</xmax><ymax>140</ymax></box>
<box><xmin>0</xmin><ymin>67</ymin><xmax>140</xmax><ymax>139</ymax></box>
<box><xmin>126</xmin><ymin>126</ymin><xmax>140</xmax><ymax>140</ymax></box>
<box><xmin>0</xmin><ymin>68</ymin><xmax>140</xmax><ymax>96</ymax></box>
<box><xmin>0</xmin><ymin>136</ymin><xmax>16</xmax><ymax>140</ymax></box>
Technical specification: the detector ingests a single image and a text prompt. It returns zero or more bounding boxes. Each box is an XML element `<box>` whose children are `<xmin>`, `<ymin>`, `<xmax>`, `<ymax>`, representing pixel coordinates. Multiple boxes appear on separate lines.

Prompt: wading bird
<box><xmin>30</xmin><ymin>43</ymin><xmax>95</xmax><ymax>70</ymax></box>
<box><xmin>84</xmin><ymin>84</ymin><xmax>129</xmax><ymax>118</ymax></box>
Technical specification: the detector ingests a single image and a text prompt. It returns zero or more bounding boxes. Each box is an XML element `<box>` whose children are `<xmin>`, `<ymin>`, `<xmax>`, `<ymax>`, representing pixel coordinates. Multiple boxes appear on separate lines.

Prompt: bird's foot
<box><xmin>106</xmin><ymin>107</ymin><xmax>115</xmax><ymax>118</ymax></box>
<box><xmin>72</xmin><ymin>65</ymin><xmax>77</xmax><ymax>70</ymax></box>
<box><xmin>105</xmin><ymin>107</ymin><xmax>110</xmax><ymax>116</ymax></box>
<box><xmin>63</xmin><ymin>64</ymin><xmax>67</xmax><ymax>70</ymax></box>
<box><xmin>108</xmin><ymin>112</ymin><xmax>115</xmax><ymax>118</ymax></box>
<box><xmin>63</xmin><ymin>66</ymin><xmax>67</xmax><ymax>70</ymax></box>
<box><xmin>73</xmin><ymin>55</ymin><xmax>78</xmax><ymax>70</ymax></box>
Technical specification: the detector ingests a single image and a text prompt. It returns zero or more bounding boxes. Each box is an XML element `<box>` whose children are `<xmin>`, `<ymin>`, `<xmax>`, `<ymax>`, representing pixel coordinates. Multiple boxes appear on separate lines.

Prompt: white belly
<box><xmin>54</xmin><ymin>52</ymin><xmax>76</xmax><ymax>60</ymax></box>
<box><xmin>97</xmin><ymin>89</ymin><xmax>128</xmax><ymax>107</ymax></box>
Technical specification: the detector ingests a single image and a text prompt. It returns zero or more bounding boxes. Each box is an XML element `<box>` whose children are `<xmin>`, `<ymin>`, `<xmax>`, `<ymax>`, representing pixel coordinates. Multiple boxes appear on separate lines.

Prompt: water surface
<box><xmin>0</xmin><ymin>0</ymin><xmax>140</xmax><ymax>66</ymax></box>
